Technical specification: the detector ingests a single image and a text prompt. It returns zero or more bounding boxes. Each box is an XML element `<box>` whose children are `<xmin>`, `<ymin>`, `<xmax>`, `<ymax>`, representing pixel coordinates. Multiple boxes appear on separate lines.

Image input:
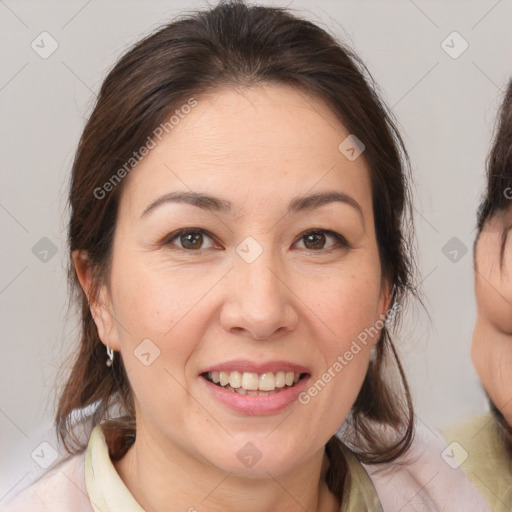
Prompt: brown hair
<box><xmin>56</xmin><ymin>0</ymin><xmax>417</xmax><ymax>500</ymax></box>
<box><xmin>477</xmin><ymin>79</ymin><xmax>512</xmax><ymax>232</ymax></box>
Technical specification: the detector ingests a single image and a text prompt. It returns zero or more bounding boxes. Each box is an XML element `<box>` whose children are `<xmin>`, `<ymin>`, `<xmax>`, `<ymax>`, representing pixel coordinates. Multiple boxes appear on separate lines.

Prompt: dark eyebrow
<box><xmin>288</xmin><ymin>191</ymin><xmax>363</xmax><ymax>220</ymax></box>
<box><xmin>141</xmin><ymin>191</ymin><xmax>231</xmax><ymax>217</ymax></box>
<box><xmin>141</xmin><ymin>190</ymin><xmax>364</xmax><ymax>223</ymax></box>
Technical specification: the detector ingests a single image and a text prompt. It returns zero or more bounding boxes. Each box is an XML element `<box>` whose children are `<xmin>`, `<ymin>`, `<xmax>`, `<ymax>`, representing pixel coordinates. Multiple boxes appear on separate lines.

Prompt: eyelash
<box><xmin>162</xmin><ymin>228</ymin><xmax>350</xmax><ymax>253</ymax></box>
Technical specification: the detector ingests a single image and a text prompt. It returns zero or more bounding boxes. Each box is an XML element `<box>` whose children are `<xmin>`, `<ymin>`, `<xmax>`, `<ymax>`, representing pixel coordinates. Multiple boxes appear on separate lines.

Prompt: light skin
<box><xmin>73</xmin><ymin>84</ymin><xmax>390</xmax><ymax>512</ymax></box>
<box><xmin>472</xmin><ymin>206</ymin><xmax>512</xmax><ymax>424</ymax></box>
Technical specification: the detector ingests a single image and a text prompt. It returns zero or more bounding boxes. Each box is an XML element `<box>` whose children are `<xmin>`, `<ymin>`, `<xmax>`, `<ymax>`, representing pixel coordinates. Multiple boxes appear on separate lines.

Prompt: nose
<box><xmin>219</xmin><ymin>246</ymin><xmax>299</xmax><ymax>341</ymax></box>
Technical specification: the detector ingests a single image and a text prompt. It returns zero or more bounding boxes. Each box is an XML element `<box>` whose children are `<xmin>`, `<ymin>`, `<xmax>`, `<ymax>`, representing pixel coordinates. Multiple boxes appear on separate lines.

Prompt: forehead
<box><xmin>120</xmin><ymin>83</ymin><xmax>373</xmax><ymax>217</ymax></box>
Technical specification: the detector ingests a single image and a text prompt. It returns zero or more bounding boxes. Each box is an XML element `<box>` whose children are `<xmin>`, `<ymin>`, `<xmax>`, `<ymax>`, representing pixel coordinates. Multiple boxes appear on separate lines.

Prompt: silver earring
<box><xmin>370</xmin><ymin>345</ymin><xmax>377</xmax><ymax>363</ymax></box>
<box><xmin>106</xmin><ymin>344</ymin><xmax>114</xmax><ymax>367</ymax></box>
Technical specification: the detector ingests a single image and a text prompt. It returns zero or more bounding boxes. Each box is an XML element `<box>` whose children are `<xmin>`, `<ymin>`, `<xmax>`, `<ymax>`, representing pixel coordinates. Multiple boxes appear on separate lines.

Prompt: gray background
<box><xmin>1</xmin><ymin>0</ymin><xmax>511</xmax><ymax>501</ymax></box>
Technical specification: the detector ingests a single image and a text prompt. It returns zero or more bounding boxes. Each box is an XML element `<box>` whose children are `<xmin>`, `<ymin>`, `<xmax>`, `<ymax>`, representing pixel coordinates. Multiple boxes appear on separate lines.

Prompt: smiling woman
<box><xmin>3</xmin><ymin>1</ymin><xmax>490</xmax><ymax>511</ymax></box>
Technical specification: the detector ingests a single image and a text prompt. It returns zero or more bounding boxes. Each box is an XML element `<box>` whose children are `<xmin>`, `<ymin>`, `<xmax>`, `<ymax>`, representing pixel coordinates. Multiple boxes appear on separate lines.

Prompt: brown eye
<box><xmin>180</xmin><ymin>231</ymin><xmax>203</xmax><ymax>249</ymax></box>
<box><xmin>164</xmin><ymin>229</ymin><xmax>217</xmax><ymax>251</ymax></box>
<box><xmin>304</xmin><ymin>232</ymin><xmax>326</xmax><ymax>250</ymax></box>
<box><xmin>296</xmin><ymin>229</ymin><xmax>349</xmax><ymax>251</ymax></box>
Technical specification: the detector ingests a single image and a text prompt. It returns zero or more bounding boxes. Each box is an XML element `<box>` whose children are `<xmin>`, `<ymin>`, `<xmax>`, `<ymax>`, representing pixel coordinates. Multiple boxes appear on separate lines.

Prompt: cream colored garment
<box><xmin>84</xmin><ymin>425</ymin><xmax>383</xmax><ymax>512</ymax></box>
<box><xmin>443</xmin><ymin>413</ymin><xmax>512</xmax><ymax>511</ymax></box>
<box><xmin>2</xmin><ymin>423</ymin><xmax>382</xmax><ymax>511</ymax></box>
<box><xmin>84</xmin><ymin>425</ymin><xmax>144</xmax><ymax>512</ymax></box>
<box><xmin>84</xmin><ymin>423</ymin><xmax>492</xmax><ymax>511</ymax></box>
<box><xmin>340</xmin><ymin>447</ymin><xmax>383</xmax><ymax>511</ymax></box>
<box><xmin>2</xmin><ymin>421</ymin><xmax>491</xmax><ymax>511</ymax></box>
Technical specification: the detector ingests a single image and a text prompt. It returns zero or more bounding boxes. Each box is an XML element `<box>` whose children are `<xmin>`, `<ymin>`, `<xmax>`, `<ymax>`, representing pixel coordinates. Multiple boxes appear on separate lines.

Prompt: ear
<box><xmin>72</xmin><ymin>250</ymin><xmax>120</xmax><ymax>351</ymax></box>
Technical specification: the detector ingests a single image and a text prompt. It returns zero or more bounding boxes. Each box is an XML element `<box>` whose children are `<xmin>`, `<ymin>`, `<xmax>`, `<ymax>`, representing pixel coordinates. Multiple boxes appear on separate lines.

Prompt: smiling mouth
<box><xmin>202</xmin><ymin>370</ymin><xmax>309</xmax><ymax>396</ymax></box>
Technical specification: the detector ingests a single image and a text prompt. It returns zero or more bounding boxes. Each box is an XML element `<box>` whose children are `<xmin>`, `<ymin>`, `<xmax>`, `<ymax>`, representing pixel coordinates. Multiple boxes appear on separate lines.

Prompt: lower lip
<box><xmin>199</xmin><ymin>375</ymin><xmax>310</xmax><ymax>415</ymax></box>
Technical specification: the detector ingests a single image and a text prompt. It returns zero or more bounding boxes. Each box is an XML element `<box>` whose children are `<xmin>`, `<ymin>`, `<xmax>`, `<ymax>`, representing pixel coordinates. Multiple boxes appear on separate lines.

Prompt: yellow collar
<box><xmin>85</xmin><ymin>424</ymin><xmax>144</xmax><ymax>512</ymax></box>
<box><xmin>84</xmin><ymin>424</ymin><xmax>381</xmax><ymax>512</ymax></box>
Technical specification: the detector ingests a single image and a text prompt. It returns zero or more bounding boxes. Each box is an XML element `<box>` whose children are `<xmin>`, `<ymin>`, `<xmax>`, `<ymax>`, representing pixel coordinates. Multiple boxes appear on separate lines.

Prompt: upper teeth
<box><xmin>209</xmin><ymin>371</ymin><xmax>301</xmax><ymax>391</ymax></box>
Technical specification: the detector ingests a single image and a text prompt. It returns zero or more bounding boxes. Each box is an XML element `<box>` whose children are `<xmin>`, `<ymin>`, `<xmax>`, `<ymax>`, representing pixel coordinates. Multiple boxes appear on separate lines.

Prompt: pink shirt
<box><xmin>2</xmin><ymin>421</ymin><xmax>490</xmax><ymax>511</ymax></box>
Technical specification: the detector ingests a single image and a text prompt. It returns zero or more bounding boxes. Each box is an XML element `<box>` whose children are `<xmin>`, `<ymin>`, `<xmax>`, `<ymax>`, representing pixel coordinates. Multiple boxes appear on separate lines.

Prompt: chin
<box><xmin>203</xmin><ymin>441</ymin><xmax>309</xmax><ymax>478</ymax></box>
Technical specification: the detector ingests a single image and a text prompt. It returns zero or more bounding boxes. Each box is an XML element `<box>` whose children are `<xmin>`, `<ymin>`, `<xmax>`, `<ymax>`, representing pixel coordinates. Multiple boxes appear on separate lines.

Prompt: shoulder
<box><xmin>2</xmin><ymin>450</ymin><xmax>93</xmax><ymax>512</ymax></box>
<box><xmin>362</xmin><ymin>420</ymin><xmax>491</xmax><ymax>512</ymax></box>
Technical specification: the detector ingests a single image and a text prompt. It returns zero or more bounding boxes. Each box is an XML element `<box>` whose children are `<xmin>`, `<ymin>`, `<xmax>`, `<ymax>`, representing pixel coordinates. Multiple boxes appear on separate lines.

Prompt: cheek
<box><xmin>110</xmin><ymin>261</ymin><xmax>206</xmax><ymax>428</ymax></box>
<box><xmin>112</xmin><ymin>253</ymin><xmax>215</xmax><ymax>339</ymax></box>
<box><xmin>109</xmin><ymin>257</ymin><xmax>213</xmax><ymax>403</ymax></box>
<box><xmin>299</xmin><ymin>265</ymin><xmax>383</xmax><ymax>416</ymax></box>
<box><xmin>475</xmin><ymin>274</ymin><xmax>512</xmax><ymax>335</ymax></box>
<box><xmin>472</xmin><ymin>323</ymin><xmax>512</xmax><ymax>422</ymax></box>
<box><xmin>470</xmin><ymin>328</ymin><xmax>488</xmax><ymax>386</ymax></box>
<box><xmin>475</xmin><ymin>231</ymin><xmax>512</xmax><ymax>334</ymax></box>
<box><xmin>314</xmin><ymin>265</ymin><xmax>384</xmax><ymax>348</ymax></box>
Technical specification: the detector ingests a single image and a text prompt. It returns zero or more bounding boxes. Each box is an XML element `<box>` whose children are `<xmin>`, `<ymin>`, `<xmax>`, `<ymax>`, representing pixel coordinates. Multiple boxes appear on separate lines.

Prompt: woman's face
<box><xmin>472</xmin><ymin>207</ymin><xmax>512</xmax><ymax>424</ymax></box>
<box><xmin>90</xmin><ymin>84</ymin><xmax>389</xmax><ymax>476</ymax></box>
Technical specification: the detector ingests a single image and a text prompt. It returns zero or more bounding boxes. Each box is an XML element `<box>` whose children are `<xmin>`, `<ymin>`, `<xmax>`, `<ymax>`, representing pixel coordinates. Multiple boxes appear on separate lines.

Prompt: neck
<box><xmin>112</xmin><ymin>421</ymin><xmax>340</xmax><ymax>512</ymax></box>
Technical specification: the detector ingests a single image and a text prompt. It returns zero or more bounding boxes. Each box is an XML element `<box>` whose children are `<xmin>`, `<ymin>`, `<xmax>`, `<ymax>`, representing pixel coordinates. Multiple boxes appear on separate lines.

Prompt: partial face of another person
<box><xmin>89</xmin><ymin>84</ymin><xmax>390</xmax><ymax>476</ymax></box>
<box><xmin>472</xmin><ymin>206</ymin><xmax>512</xmax><ymax>424</ymax></box>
